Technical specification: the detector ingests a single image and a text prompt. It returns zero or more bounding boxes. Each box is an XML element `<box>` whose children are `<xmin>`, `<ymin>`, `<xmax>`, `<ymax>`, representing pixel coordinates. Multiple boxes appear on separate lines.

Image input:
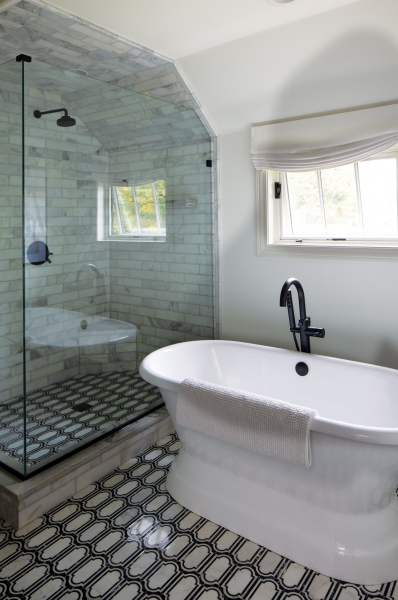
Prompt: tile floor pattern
<box><xmin>0</xmin><ymin>434</ymin><xmax>396</xmax><ymax>600</ymax></box>
<box><xmin>0</xmin><ymin>372</ymin><xmax>163</xmax><ymax>467</ymax></box>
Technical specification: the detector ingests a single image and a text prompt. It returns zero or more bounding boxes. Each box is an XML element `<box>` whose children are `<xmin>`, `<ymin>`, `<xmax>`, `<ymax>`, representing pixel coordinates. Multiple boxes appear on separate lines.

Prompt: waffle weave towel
<box><xmin>177</xmin><ymin>378</ymin><xmax>317</xmax><ymax>467</ymax></box>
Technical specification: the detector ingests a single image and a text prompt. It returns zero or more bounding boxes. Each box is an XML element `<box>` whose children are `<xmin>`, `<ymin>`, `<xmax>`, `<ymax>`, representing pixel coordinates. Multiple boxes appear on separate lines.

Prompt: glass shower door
<box><xmin>22</xmin><ymin>59</ymin><xmax>165</xmax><ymax>477</ymax></box>
<box><xmin>0</xmin><ymin>58</ymin><xmax>25</xmax><ymax>477</ymax></box>
<box><xmin>0</xmin><ymin>54</ymin><xmax>213</xmax><ymax>479</ymax></box>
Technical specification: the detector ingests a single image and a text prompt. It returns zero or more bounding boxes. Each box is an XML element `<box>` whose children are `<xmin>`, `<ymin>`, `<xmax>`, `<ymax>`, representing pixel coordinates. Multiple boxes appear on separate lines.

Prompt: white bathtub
<box><xmin>140</xmin><ymin>340</ymin><xmax>398</xmax><ymax>584</ymax></box>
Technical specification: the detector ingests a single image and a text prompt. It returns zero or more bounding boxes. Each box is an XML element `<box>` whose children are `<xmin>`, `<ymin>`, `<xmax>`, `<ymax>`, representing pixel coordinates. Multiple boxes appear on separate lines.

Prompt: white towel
<box><xmin>177</xmin><ymin>378</ymin><xmax>318</xmax><ymax>468</ymax></box>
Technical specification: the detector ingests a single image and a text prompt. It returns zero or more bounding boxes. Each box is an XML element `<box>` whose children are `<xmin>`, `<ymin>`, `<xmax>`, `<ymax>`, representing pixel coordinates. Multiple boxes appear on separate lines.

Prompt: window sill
<box><xmin>259</xmin><ymin>241</ymin><xmax>398</xmax><ymax>261</ymax></box>
<box><xmin>103</xmin><ymin>236</ymin><xmax>167</xmax><ymax>243</ymax></box>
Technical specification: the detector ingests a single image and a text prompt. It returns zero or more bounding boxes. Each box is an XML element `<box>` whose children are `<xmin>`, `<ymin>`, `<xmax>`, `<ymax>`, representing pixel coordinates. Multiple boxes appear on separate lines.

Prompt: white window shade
<box><xmin>251</xmin><ymin>103</ymin><xmax>398</xmax><ymax>172</ymax></box>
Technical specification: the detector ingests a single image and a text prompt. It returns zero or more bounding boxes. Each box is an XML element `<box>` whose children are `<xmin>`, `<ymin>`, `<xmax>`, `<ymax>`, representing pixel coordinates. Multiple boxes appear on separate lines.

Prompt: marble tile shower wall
<box><xmin>109</xmin><ymin>142</ymin><xmax>214</xmax><ymax>363</ymax></box>
<box><xmin>0</xmin><ymin>75</ymin><xmax>22</xmax><ymax>404</ymax></box>
<box><xmin>0</xmin><ymin>75</ymin><xmax>116</xmax><ymax>403</ymax></box>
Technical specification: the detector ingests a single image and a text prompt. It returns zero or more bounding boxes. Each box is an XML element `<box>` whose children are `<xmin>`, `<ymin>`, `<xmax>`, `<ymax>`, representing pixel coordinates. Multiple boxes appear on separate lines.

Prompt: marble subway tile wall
<box><xmin>23</xmin><ymin>77</ymin><xmax>113</xmax><ymax>392</ymax></box>
<box><xmin>109</xmin><ymin>141</ymin><xmax>214</xmax><ymax>363</ymax></box>
<box><xmin>0</xmin><ymin>63</ymin><xmax>126</xmax><ymax>405</ymax></box>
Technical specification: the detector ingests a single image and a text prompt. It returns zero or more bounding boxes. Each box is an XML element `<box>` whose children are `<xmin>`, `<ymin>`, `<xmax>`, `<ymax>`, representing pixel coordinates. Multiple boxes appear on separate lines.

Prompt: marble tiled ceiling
<box><xmin>0</xmin><ymin>1</ymin><xmax>196</xmax><ymax>108</ymax></box>
<box><xmin>0</xmin><ymin>0</ymin><xmax>213</xmax><ymax>151</ymax></box>
<box><xmin>25</xmin><ymin>61</ymin><xmax>209</xmax><ymax>152</ymax></box>
<box><xmin>0</xmin><ymin>0</ymin><xmax>213</xmax><ymax>135</ymax></box>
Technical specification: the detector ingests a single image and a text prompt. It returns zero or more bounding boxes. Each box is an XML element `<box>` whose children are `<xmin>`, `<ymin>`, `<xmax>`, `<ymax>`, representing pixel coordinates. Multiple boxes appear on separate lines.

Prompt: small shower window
<box><xmin>109</xmin><ymin>180</ymin><xmax>166</xmax><ymax>240</ymax></box>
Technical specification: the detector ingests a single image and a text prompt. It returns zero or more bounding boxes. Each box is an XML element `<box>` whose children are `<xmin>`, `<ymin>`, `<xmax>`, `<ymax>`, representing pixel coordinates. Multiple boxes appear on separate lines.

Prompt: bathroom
<box><xmin>0</xmin><ymin>0</ymin><xmax>398</xmax><ymax>598</ymax></box>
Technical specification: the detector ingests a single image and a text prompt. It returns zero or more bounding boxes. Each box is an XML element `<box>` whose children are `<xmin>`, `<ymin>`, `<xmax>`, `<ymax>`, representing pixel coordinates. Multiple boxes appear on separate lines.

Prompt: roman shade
<box><xmin>251</xmin><ymin>103</ymin><xmax>398</xmax><ymax>172</ymax></box>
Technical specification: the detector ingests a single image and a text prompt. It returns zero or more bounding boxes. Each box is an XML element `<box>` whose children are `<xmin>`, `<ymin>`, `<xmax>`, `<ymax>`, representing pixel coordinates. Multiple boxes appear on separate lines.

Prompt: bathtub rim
<box><xmin>139</xmin><ymin>339</ymin><xmax>398</xmax><ymax>446</ymax></box>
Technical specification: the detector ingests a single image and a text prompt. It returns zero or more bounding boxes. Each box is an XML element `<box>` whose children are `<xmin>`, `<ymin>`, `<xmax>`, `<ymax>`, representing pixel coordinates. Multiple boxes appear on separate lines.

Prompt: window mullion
<box><xmin>113</xmin><ymin>187</ymin><xmax>123</xmax><ymax>234</ymax></box>
<box><xmin>354</xmin><ymin>162</ymin><xmax>365</xmax><ymax>236</ymax></box>
<box><xmin>131</xmin><ymin>186</ymin><xmax>142</xmax><ymax>234</ymax></box>
<box><xmin>283</xmin><ymin>173</ymin><xmax>294</xmax><ymax>237</ymax></box>
<box><xmin>152</xmin><ymin>182</ymin><xmax>162</xmax><ymax>235</ymax></box>
<box><xmin>317</xmin><ymin>171</ymin><xmax>327</xmax><ymax>236</ymax></box>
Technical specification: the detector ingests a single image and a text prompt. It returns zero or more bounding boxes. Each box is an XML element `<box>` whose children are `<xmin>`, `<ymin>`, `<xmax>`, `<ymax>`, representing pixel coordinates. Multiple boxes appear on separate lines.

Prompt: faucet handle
<box><xmin>305</xmin><ymin>326</ymin><xmax>325</xmax><ymax>338</ymax></box>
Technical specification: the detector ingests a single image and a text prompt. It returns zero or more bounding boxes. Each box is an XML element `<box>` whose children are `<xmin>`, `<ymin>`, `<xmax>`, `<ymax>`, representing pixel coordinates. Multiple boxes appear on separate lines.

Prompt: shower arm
<box><xmin>34</xmin><ymin>108</ymin><xmax>69</xmax><ymax>119</ymax></box>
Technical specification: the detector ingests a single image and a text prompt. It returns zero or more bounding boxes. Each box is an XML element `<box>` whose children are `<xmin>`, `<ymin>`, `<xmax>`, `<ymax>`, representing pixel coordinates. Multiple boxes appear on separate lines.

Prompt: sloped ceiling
<box><xmin>0</xmin><ymin>0</ymin><xmax>198</xmax><ymax>109</ymax></box>
<box><xmin>0</xmin><ymin>0</ymin><xmax>213</xmax><ymax>149</ymax></box>
<box><xmin>43</xmin><ymin>0</ymin><xmax>362</xmax><ymax>60</ymax></box>
<box><xmin>25</xmin><ymin>61</ymin><xmax>209</xmax><ymax>153</ymax></box>
<box><xmin>178</xmin><ymin>0</ymin><xmax>398</xmax><ymax>134</ymax></box>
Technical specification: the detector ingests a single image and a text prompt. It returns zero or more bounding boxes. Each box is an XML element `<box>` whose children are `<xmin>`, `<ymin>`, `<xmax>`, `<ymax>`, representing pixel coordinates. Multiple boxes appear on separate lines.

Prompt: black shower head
<box><xmin>34</xmin><ymin>107</ymin><xmax>76</xmax><ymax>128</ymax></box>
<box><xmin>57</xmin><ymin>114</ymin><xmax>76</xmax><ymax>127</ymax></box>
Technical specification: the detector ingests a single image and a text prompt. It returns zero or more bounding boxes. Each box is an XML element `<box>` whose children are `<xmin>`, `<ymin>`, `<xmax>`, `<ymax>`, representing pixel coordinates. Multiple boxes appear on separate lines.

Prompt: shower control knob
<box><xmin>27</xmin><ymin>241</ymin><xmax>53</xmax><ymax>266</ymax></box>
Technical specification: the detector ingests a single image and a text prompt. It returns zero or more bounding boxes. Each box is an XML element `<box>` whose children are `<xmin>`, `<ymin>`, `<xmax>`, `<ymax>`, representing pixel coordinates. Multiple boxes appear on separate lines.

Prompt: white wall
<box><xmin>221</xmin><ymin>130</ymin><xmax>398</xmax><ymax>368</ymax></box>
<box><xmin>208</xmin><ymin>0</ymin><xmax>398</xmax><ymax>368</ymax></box>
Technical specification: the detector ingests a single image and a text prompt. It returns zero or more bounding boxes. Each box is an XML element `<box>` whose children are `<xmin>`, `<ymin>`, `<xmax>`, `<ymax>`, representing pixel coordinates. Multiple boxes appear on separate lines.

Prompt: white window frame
<box><xmin>257</xmin><ymin>149</ymin><xmax>398</xmax><ymax>260</ymax></box>
<box><xmin>98</xmin><ymin>181</ymin><xmax>166</xmax><ymax>243</ymax></box>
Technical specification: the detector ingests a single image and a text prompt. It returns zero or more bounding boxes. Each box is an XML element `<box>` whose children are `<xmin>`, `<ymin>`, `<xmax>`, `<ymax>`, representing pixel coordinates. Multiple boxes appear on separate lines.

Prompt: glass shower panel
<box><xmin>0</xmin><ymin>56</ymin><xmax>214</xmax><ymax>478</ymax></box>
<box><xmin>0</xmin><ymin>59</ymin><xmax>25</xmax><ymax>476</ymax></box>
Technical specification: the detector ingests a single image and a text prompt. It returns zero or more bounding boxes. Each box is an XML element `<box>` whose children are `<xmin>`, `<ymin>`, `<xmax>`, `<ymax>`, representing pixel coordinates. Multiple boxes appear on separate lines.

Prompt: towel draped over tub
<box><xmin>177</xmin><ymin>378</ymin><xmax>318</xmax><ymax>467</ymax></box>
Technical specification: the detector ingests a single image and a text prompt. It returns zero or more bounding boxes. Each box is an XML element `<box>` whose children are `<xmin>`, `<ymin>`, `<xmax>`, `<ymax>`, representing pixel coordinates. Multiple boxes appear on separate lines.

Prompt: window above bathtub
<box><xmin>253</xmin><ymin>103</ymin><xmax>398</xmax><ymax>259</ymax></box>
<box><xmin>98</xmin><ymin>178</ymin><xmax>166</xmax><ymax>243</ymax></box>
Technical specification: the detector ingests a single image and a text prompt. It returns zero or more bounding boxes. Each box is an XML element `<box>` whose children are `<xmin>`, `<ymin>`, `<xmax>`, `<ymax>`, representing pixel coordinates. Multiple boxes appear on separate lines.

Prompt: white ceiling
<box><xmin>40</xmin><ymin>0</ymin><xmax>398</xmax><ymax>140</ymax></box>
<box><xmin>177</xmin><ymin>0</ymin><xmax>398</xmax><ymax>134</ymax></box>
<box><xmin>45</xmin><ymin>0</ymin><xmax>361</xmax><ymax>59</ymax></box>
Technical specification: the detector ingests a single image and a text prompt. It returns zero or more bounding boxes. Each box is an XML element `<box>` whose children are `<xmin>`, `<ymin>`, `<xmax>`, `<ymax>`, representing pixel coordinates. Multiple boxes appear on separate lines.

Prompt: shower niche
<box><xmin>0</xmin><ymin>55</ymin><xmax>214</xmax><ymax>478</ymax></box>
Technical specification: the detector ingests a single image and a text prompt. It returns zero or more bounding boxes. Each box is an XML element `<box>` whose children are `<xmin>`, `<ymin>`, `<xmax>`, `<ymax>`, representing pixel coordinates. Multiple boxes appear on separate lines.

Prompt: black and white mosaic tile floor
<box><xmin>0</xmin><ymin>372</ymin><xmax>163</xmax><ymax>467</ymax></box>
<box><xmin>0</xmin><ymin>433</ymin><xmax>396</xmax><ymax>600</ymax></box>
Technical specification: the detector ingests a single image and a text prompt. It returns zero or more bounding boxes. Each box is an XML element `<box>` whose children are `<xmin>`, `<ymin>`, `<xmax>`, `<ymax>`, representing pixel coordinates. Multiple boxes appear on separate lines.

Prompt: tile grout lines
<box><xmin>0</xmin><ymin>371</ymin><xmax>163</xmax><ymax>467</ymax></box>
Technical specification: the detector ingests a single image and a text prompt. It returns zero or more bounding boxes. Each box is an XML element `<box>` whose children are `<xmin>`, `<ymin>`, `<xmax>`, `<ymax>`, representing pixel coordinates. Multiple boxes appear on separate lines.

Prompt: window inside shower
<box><xmin>109</xmin><ymin>180</ymin><xmax>166</xmax><ymax>240</ymax></box>
<box><xmin>0</xmin><ymin>56</ymin><xmax>214</xmax><ymax>478</ymax></box>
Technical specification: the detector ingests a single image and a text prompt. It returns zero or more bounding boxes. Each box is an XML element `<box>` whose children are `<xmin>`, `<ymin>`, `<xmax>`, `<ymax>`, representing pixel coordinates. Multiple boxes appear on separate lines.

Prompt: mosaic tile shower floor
<box><xmin>0</xmin><ymin>372</ymin><xmax>163</xmax><ymax>467</ymax></box>
<box><xmin>0</xmin><ymin>433</ymin><xmax>396</xmax><ymax>600</ymax></box>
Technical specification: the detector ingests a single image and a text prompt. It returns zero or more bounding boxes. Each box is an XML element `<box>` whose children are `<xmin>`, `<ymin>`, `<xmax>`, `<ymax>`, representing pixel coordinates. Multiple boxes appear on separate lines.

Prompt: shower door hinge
<box><xmin>16</xmin><ymin>54</ymin><xmax>32</xmax><ymax>63</ymax></box>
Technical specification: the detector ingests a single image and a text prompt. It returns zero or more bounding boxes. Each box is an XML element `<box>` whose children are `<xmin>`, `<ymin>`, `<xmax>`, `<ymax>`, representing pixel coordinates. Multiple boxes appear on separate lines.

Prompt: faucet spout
<box><xmin>280</xmin><ymin>278</ymin><xmax>307</xmax><ymax>321</ymax></box>
<box><xmin>75</xmin><ymin>263</ymin><xmax>103</xmax><ymax>283</ymax></box>
<box><xmin>280</xmin><ymin>278</ymin><xmax>325</xmax><ymax>354</ymax></box>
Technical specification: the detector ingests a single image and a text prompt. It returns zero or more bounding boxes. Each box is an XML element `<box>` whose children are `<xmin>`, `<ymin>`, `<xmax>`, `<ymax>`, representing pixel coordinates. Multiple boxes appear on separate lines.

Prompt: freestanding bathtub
<box><xmin>139</xmin><ymin>340</ymin><xmax>398</xmax><ymax>584</ymax></box>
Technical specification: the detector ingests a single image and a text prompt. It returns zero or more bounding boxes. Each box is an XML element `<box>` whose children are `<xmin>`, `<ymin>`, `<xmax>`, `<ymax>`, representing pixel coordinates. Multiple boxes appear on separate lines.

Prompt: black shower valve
<box><xmin>27</xmin><ymin>241</ymin><xmax>53</xmax><ymax>266</ymax></box>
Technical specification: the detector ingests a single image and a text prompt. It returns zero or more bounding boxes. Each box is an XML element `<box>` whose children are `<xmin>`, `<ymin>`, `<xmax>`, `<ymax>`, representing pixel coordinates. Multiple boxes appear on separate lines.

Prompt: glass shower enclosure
<box><xmin>0</xmin><ymin>55</ymin><xmax>214</xmax><ymax>478</ymax></box>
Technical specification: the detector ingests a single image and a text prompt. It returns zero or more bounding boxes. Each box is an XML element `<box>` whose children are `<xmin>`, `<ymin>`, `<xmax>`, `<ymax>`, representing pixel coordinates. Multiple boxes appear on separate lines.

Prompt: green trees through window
<box><xmin>282</xmin><ymin>158</ymin><xmax>398</xmax><ymax>239</ymax></box>
<box><xmin>111</xmin><ymin>180</ymin><xmax>166</xmax><ymax>237</ymax></box>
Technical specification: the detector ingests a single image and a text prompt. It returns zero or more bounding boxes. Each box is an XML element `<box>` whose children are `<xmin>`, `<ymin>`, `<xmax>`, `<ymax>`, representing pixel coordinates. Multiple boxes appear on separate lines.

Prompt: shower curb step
<box><xmin>0</xmin><ymin>408</ymin><xmax>173</xmax><ymax>530</ymax></box>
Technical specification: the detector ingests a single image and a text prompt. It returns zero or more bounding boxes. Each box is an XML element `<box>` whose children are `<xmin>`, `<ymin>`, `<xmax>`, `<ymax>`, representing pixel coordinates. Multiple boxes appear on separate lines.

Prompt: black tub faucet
<box><xmin>280</xmin><ymin>278</ymin><xmax>325</xmax><ymax>353</ymax></box>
